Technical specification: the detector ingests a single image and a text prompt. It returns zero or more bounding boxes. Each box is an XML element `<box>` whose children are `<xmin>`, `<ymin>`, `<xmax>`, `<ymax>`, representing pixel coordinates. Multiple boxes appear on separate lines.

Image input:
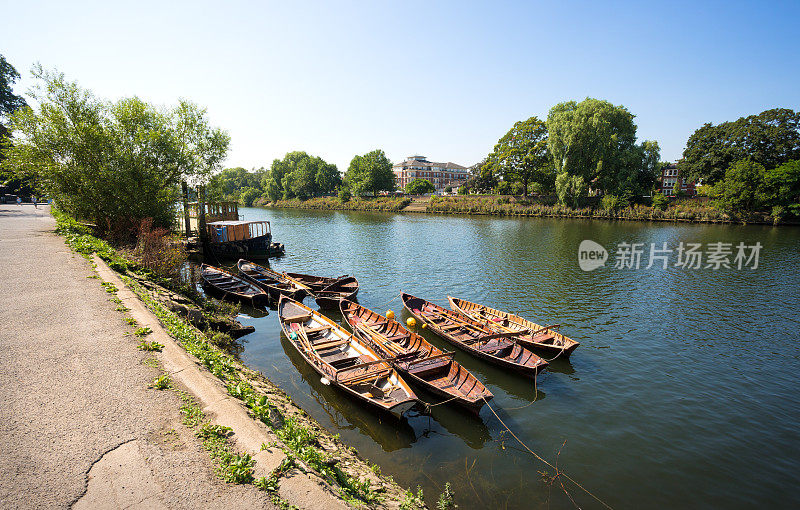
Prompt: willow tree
<box><xmin>1</xmin><ymin>65</ymin><xmax>229</xmax><ymax>236</ymax></box>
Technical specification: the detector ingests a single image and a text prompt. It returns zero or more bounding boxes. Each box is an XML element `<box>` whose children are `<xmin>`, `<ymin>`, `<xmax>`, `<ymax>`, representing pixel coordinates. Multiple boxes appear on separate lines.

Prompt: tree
<box><xmin>0</xmin><ymin>54</ymin><xmax>27</xmax><ymax>119</ymax></box>
<box><xmin>547</xmin><ymin>98</ymin><xmax>659</xmax><ymax>198</ymax></box>
<box><xmin>265</xmin><ymin>152</ymin><xmax>339</xmax><ymax>200</ymax></box>
<box><xmin>709</xmin><ymin>159</ymin><xmax>766</xmax><ymax>213</ymax></box>
<box><xmin>344</xmin><ymin>149</ymin><xmax>395</xmax><ymax>196</ymax></box>
<box><xmin>239</xmin><ymin>187</ymin><xmax>261</xmax><ymax>207</ymax></box>
<box><xmin>555</xmin><ymin>173</ymin><xmax>587</xmax><ymax>208</ymax></box>
<box><xmin>405</xmin><ymin>178</ymin><xmax>435</xmax><ymax>195</ymax></box>
<box><xmin>486</xmin><ymin>116</ymin><xmax>553</xmax><ymax>196</ymax></box>
<box><xmin>1</xmin><ymin>66</ymin><xmax>228</xmax><ymax>235</ymax></box>
<box><xmin>679</xmin><ymin>108</ymin><xmax>800</xmax><ymax>185</ymax></box>
<box><xmin>759</xmin><ymin>159</ymin><xmax>800</xmax><ymax>214</ymax></box>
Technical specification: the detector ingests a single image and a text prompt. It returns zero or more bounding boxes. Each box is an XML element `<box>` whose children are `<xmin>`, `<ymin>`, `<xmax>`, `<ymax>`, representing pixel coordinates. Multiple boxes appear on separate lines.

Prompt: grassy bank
<box><xmin>428</xmin><ymin>195</ymin><xmax>792</xmax><ymax>224</ymax></box>
<box><xmin>257</xmin><ymin>196</ymin><xmax>411</xmax><ymax>212</ymax></box>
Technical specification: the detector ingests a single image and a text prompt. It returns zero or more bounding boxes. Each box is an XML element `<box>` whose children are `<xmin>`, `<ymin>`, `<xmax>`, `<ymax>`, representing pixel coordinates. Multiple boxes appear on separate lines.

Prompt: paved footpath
<box><xmin>0</xmin><ymin>205</ymin><xmax>275</xmax><ymax>509</ymax></box>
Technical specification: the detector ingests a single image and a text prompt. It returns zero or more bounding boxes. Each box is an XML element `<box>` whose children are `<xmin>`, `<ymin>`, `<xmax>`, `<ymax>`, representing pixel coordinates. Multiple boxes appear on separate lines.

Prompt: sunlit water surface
<box><xmin>219</xmin><ymin>207</ymin><xmax>800</xmax><ymax>509</ymax></box>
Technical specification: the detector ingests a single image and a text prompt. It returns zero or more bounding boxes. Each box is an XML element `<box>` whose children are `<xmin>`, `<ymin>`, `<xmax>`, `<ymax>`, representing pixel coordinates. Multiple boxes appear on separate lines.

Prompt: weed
<box><xmin>134</xmin><ymin>326</ymin><xmax>152</xmax><ymax>337</ymax></box>
<box><xmin>400</xmin><ymin>486</ymin><xmax>426</xmax><ymax>510</ymax></box>
<box><xmin>142</xmin><ymin>357</ymin><xmax>159</xmax><ymax>368</ymax></box>
<box><xmin>115</xmin><ymin>305</ymin><xmax>130</xmax><ymax>312</ymax></box>
<box><xmin>138</xmin><ymin>340</ymin><xmax>164</xmax><ymax>352</ymax></box>
<box><xmin>255</xmin><ymin>457</ymin><xmax>297</xmax><ymax>509</ymax></box>
<box><xmin>110</xmin><ymin>297</ymin><xmax>123</xmax><ymax>304</ymax></box>
<box><xmin>86</xmin><ymin>274</ymin><xmax>99</xmax><ymax>279</ymax></box>
<box><xmin>151</xmin><ymin>374</ymin><xmax>171</xmax><ymax>390</ymax></box>
<box><xmin>437</xmin><ymin>482</ymin><xmax>456</xmax><ymax>510</ymax></box>
<box><xmin>178</xmin><ymin>391</ymin><xmax>204</xmax><ymax>428</ymax></box>
<box><xmin>124</xmin><ymin>317</ymin><xmax>137</xmax><ymax>326</ymax></box>
<box><xmin>101</xmin><ymin>281</ymin><xmax>118</xmax><ymax>294</ymax></box>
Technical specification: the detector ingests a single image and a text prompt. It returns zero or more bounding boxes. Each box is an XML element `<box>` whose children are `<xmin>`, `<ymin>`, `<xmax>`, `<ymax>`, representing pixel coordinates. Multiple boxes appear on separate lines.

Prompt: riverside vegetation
<box><xmin>54</xmin><ymin>209</ymin><xmax>430</xmax><ymax>509</ymax></box>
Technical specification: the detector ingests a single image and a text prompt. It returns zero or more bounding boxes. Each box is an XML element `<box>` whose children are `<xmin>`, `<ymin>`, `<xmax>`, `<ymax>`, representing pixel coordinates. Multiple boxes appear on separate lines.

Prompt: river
<box><xmin>227</xmin><ymin>207</ymin><xmax>800</xmax><ymax>509</ymax></box>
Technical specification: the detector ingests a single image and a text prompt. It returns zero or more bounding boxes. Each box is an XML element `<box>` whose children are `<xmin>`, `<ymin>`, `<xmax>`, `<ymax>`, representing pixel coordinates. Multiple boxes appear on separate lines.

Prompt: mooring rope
<box><xmin>481</xmin><ymin>396</ymin><xmax>614</xmax><ymax>510</ymax></box>
<box><xmin>502</xmin><ymin>368</ymin><xmax>539</xmax><ymax>410</ymax></box>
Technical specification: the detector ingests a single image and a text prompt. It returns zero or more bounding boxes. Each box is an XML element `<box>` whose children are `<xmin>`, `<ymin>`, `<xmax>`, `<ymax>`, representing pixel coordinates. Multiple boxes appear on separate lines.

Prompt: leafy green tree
<box><xmin>679</xmin><ymin>109</ymin><xmax>800</xmax><ymax>185</ymax></box>
<box><xmin>239</xmin><ymin>187</ymin><xmax>261</xmax><ymax>207</ymax></box>
<box><xmin>547</xmin><ymin>98</ymin><xmax>660</xmax><ymax>198</ymax></box>
<box><xmin>652</xmin><ymin>192</ymin><xmax>669</xmax><ymax>211</ymax></box>
<box><xmin>759</xmin><ymin>159</ymin><xmax>800</xmax><ymax>213</ymax></box>
<box><xmin>338</xmin><ymin>186</ymin><xmax>351</xmax><ymax>203</ymax></box>
<box><xmin>0</xmin><ymin>54</ymin><xmax>27</xmax><ymax>119</ymax></box>
<box><xmin>207</xmin><ymin>167</ymin><xmax>264</xmax><ymax>201</ymax></box>
<box><xmin>555</xmin><ymin>173</ymin><xmax>587</xmax><ymax>208</ymax></box>
<box><xmin>709</xmin><ymin>159</ymin><xmax>766</xmax><ymax>213</ymax></box>
<box><xmin>344</xmin><ymin>149</ymin><xmax>394</xmax><ymax>196</ymax></box>
<box><xmin>1</xmin><ymin>66</ymin><xmax>228</xmax><ymax>234</ymax></box>
<box><xmin>405</xmin><ymin>178</ymin><xmax>435</xmax><ymax>195</ymax></box>
<box><xmin>495</xmin><ymin>181</ymin><xmax>511</xmax><ymax>195</ymax></box>
<box><xmin>486</xmin><ymin>116</ymin><xmax>553</xmax><ymax>196</ymax></box>
<box><xmin>265</xmin><ymin>151</ymin><xmax>339</xmax><ymax>200</ymax></box>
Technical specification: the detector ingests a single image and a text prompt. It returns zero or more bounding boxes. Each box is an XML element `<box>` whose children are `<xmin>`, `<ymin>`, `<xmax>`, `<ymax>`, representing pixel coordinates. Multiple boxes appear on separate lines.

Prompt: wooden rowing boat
<box><xmin>200</xmin><ymin>264</ymin><xmax>269</xmax><ymax>307</ymax></box>
<box><xmin>278</xmin><ymin>296</ymin><xmax>419</xmax><ymax>417</ymax></box>
<box><xmin>340</xmin><ymin>300</ymin><xmax>492</xmax><ymax>413</ymax></box>
<box><xmin>283</xmin><ymin>271</ymin><xmax>350</xmax><ymax>293</ymax></box>
<box><xmin>236</xmin><ymin>259</ymin><xmax>307</xmax><ymax>302</ymax></box>
<box><xmin>401</xmin><ymin>293</ymin><xmax>548</xmax><ymax>377</ymax></box>
<box><xmin>448</xmin><ymin>297</ymin><xmax>580</xmax><ymax>358</ymax></box>
<box><xmin>314</xmin><ymin>276</ymin><xmax>360</xmax><ymax>308</ymax></box>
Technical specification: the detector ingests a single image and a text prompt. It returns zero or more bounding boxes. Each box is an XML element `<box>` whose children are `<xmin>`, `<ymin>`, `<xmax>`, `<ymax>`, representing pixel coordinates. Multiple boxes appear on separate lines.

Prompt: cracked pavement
<box><xmin>0</xmin><ymin>205</ymin><xmax>275</xmax><ymax>509</ymax></box>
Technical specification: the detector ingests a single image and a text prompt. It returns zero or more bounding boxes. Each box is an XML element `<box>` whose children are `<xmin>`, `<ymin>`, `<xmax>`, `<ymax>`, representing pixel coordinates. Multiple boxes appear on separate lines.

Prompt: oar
<box><xmin>281</xmin><ymin>272</ymin><xmax>314</xmax><ymax>292</ymax></box>
<box><xmin>355</xmin><ymin>322</ymin><xmax>408</xmax><ymax>357</ymax></box>
<box><xmin>427</xmin><ymin>309</ymin><xmax>486</xmax><ymax>334</ymax></box>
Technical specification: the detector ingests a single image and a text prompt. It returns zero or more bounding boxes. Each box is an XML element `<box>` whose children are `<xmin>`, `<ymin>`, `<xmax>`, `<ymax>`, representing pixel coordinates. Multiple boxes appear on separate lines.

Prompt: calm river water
<box><xmin>228</xmin><ymin>207</ymin><xmax>799</xmax><ymax>509</ymax></box>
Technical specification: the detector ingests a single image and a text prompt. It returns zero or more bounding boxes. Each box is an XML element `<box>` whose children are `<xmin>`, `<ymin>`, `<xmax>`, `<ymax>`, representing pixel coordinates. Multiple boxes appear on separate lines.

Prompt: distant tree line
<box><xmin>459</xmin><ymin>98</ymin><xmax>661</xmax><ymax>209</ymax></box>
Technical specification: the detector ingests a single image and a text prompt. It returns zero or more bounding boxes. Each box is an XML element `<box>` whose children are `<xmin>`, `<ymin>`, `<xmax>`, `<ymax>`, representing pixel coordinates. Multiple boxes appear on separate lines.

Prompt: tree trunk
<box><xmin>198</xmin><ymin>185</ymin><xmax>207</xmax><ymax>245</ymax></box>
<box><xmin>181</xmin><ymin>181</ymin><xmax>191</xmax><ymax>238</ymax></box>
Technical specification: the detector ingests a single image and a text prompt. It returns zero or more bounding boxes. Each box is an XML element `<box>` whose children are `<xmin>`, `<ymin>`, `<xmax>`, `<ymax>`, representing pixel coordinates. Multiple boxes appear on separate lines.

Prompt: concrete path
<box><xmin>0</xmin><ymin>205</ymin><xmax>275</xmax><ymax>509</ymax></box>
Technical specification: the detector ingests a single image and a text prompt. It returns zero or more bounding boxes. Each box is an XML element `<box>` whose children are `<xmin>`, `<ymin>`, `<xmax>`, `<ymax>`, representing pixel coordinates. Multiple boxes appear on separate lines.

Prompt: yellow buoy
<box><xmin>421</xmin><ymin>323</ymin><xmax>427</xmax><ymax>329</ymax></box>
<box><xmin>406</xmin><ymin>317</ymin><xmax>416</xmax><ymax>328</ymax></box>
<box><xmin>386</xmin><ymin>310</ymin><xmax>395</xmax><ymax>320</ymax></box>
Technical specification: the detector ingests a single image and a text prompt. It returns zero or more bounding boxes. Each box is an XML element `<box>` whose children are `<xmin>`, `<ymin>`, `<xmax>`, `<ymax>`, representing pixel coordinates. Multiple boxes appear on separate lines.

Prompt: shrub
<box><xmin>338</xmin><ymin>187</ymin><xmax>351</xmax><ymax>203</ymax></box>
<box><xmin>652</xmin><ymin>192</ymin><xmax>669</xmax><ymax>211</ymax></box>
<box><xmin>134</xmin><ymin>218</ymin><xmax>187</xmax><ymax>279</ymax></box>
<box><xmin>601</xmin><ymin>194</ymin><xmax>624</xmax><ymax>212</ymax></box>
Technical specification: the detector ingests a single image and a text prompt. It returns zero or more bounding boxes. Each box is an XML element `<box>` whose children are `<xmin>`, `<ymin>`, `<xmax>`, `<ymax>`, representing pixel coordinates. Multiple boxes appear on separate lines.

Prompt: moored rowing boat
<box><xmin>401</xmin><ymin>293</ymin><xmax>547</xmax><ymax>377</ymax></box>
<box><xmin>340</xmin><ymin>300</ymin><xmax>492</xmax><ymax>413</ymax></box>
<box><xmin>448</xmin><ymin>296</ymin><xmax>579</xmax><ymax>358</ymax></box>
<box><xmin>278</xmin><ymin>296</ymin><xmax>419</xmax><ymax>417</ymax></box>
<box><xmin>200</xmin><ymin>264</ymin><xmax>269</xmax><ymax>306</ymax></box>
<box><xmin>237</xmin><ymin>259</ymin><xmax>307</xmax><ymax>302</ymax></box>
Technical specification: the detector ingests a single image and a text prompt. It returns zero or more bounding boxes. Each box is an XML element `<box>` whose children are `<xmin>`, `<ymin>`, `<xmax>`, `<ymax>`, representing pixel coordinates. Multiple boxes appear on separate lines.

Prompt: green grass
<box><xmin>124</xmin><ymin>317</ymin><xmax>137</xmax><ymax>326</ymax></box>
<box><xmin>134</xmin><ymin>326</ymin><xmax>152</xmax><ymax>337</ymax></box>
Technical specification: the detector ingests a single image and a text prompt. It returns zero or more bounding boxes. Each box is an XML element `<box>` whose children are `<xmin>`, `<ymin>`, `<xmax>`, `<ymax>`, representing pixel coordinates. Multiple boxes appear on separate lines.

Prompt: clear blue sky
<box><xmin>3</xmin><ymin>0</ymin><xmax>798</xmax><ymax>173</ymax></box>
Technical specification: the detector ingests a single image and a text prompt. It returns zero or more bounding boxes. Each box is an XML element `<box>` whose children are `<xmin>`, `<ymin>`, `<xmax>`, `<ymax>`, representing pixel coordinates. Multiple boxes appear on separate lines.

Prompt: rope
<box><xmin>419</xmin><ymin>394</ymin><xmax>464</xmax><ymax>413</ymax></box>
<box><xmin>481</xmin><ymin>396</ymin><xmax>614</xmax><ymax>510</ymax></box>
<box><xmin>503</xmin><ymin>368</ymin><xmax>539</xmax><ymax>410</ymax></box>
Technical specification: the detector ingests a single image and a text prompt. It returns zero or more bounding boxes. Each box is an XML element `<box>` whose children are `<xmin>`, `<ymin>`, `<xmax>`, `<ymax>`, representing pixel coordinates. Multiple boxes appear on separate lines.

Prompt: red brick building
<box><xmin>392</xmin><ymin>155</ymin><xmax>470</xmax><ymax>193</ymax></box>
<box><xmin>659</xmin><ymin>163</ymin><xmax>696</xmax><ymax>196</ymax></box>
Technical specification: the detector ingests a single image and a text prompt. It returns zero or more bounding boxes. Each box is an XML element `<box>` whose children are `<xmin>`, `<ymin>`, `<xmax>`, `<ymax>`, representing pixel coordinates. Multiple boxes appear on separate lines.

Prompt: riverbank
<box><xmin>14</xmin><ymin>206</ymin><xmax>423</xmax><ymax>509</ymax></box>
<box><xmin>258</xmin><ymin>194</ymin><xmax>798</xmax><ymax>225</ymax></box>
<box><xmin>256</xmin><ymin>196</ymin><xmax>411</xmax><ymax>212</ymax></box>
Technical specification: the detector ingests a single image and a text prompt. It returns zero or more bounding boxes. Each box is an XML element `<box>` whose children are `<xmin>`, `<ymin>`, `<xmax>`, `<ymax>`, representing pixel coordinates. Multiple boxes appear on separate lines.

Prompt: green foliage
<box><xmin>151</xmin><ymin>374</ymin><xmax>172</xmax><ymax>390</ymax></box>
<box><xmin>457</xmin><ymin>186</ymin><xmax>467</xmax><ymax>195</ymax></box>
<box><xmin>405</xmin><ymin>178</ymin><xmax>435</xmax><ymax>195</ymax></box>
<box><xmin>601</xmin><ymin>194</ymin><xmax>626</xmax><ymax>212</ymax></box>
<box><xmin>239</xmin><ymin>186</ymin><xmax>261</xmax><ymax>207</ymax></box>
<box><xmin>0</xmin><ymin>54</ymin><xmax>27</xmax><ymax>118</ymax></box>
<box><xmin>207</xmin><ymin>167</ymin><xmax>266</xmax><ymax>201</ymax></box>
<box><xmin>137</xmin><ymin>339</ymin><xmax>164</xmax><ymax>352</ymax></box>
<box><xmin>134</xmin><ymin>326</ymin><xmax>153</xmax><ymax>337</ymax></box>
<box><xmin>487</xmin><ymin>116</ymin><xmax>553</xmax><ymax>196</ymax></box>
<box><xmin>2</xmin><ymin>66</ymin><xmax>228</xmax><ymax>236</ymax></box>
<box><xmin>252</xmin><ymin>152</ymin><xmax>341</xmax><ymax>201</ymax></box>
<box><xmin>444</xmin><ymin>186</ymin><xmax>453</xmax><ymax>193</ymax></box>
<box><xmin>436</xmin><ymin>482</ymin><xmax>455</xmax><ymax>510</ymax></box>
<box><xmin>651</xmin><ymin>192</ymin><xmax>669</xmax><ymax>211</ymax></box>
<box><xmin>760</xmin><ymin>159</ymin><xmax>800</xmax><ymax>212</ymax></box>
<box><xmin>134</xmin><ymin>218</ymin><xmax>187</xmax><ymax>279</ymax></box>
<box><xmin>495</xmin><ymin>181</ymin><xmax>511</xmax><ymax>195</ymax></box>
<box><xmin>344</xmin><ymin>149</ymin><xmax>395</xmax><ymax>196</ymax></box>
<box><xmin>679</xmin><ymin>108</ymin><xmax>800</xmax><ymax>185</ymax></box>
<box><xmin>270</xmin><ymin>196</ymin><xmax>409</xmax><ymax>212</ymax></box>
<box><xmin>547</xmin><ymin>98</ymin><xmax>660</xmax><ymax>198</ymax></box>
<box><xmin>555</xmin><ymin>173</ymin><xmax>587</xmax><ymax>208</ymax></box>
<box><xmin>400</xmin><ymin>486</ymin><xmax>425</xmax><ymax>510</ymax></box>
<box><xmin>338</xmin><ymin>186</ymin><xmax>351</xmax><ymax>203</ymax></box>
<box><xmin>124</xmin><ymin>317</ymin><xmax>138</xmax><ymax>326</ymax></box>
<box><xmin>709</xmin><ymin>159</ymin><xmax>766</xmax><ymax>213</ymax></box>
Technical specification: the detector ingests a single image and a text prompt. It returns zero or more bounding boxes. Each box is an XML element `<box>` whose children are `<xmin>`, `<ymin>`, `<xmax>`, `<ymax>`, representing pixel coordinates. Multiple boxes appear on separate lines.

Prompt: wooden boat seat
<box><xmin>408</xmin><ymin>360</ymin><xmax>449</xmax><ymax>377</ymax></box>
<box><xmin>530</xmin><ymin>333</ymin><xmax>557</xmax><ymax>344</ymax></box>
<box><xmin>441</xmin><ymin>323</ymin><xmax>463</xmax><ymax>331</ymax></box>
<box><xmin>283</xmin><ymin>313</ymin><xmax>312</xmax><ymax>323</ymax></box>
<box><xmin>313</xmin><ymin>338</ymin><xmax>349</xmax><ymax>351</ymax></box>
<box><xmin>304</xmin><ymin>325</ymin><xmax>331</xmax><ymax>334</ymax></box>
<box><xmin>340</xmin><ymin>368</ymin><xmax>391</xmax><ymax>385</ymax></box>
